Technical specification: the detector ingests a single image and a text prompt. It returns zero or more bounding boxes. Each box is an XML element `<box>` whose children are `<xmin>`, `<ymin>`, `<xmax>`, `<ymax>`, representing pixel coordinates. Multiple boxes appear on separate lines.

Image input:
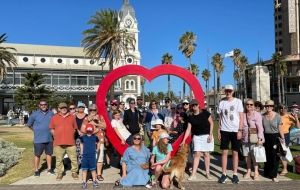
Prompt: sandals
<box><xmin>114</xmin><ymin>180</ymin><xmax>121</xmax><ymax>186</ymax></box>
<box><xmin>97</xmin><ymin>175</ymin><xmax>104</xmax><ymax>181</ymax></box>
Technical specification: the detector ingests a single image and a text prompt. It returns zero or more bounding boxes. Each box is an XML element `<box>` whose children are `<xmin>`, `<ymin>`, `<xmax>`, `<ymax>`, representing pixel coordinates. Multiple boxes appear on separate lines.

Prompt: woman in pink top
<box><xmin>242</xmin><ymin>99</ymin><xmax>265</xmax><ymax>180</ymax></box>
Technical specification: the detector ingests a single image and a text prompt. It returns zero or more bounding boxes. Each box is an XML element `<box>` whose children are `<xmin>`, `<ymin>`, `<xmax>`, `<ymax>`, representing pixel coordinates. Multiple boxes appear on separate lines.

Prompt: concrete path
<box><xmin>12</xmin><ymin>155</ymin><xmax>290</xmax><ymax>185</ymax></box>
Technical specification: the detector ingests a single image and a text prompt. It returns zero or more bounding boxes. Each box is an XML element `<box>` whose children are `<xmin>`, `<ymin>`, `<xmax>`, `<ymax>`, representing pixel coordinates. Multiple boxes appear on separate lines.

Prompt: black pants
<box><xmin>264</xmin><ymin>133</ymin><xmax>280</xmax><ymax>178</ymax></box>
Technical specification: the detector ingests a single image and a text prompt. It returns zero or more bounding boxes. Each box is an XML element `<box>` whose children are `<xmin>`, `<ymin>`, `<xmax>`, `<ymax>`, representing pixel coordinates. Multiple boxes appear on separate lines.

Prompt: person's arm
<box><xmin>255</xmin><ymin>112</ymin><xmax>265</xmax><ymax>144</ymax></box>
<box><xmin>237</xmin><ymin>112</ymin><xmax>244</xmax><ymax>140</ymax></box>
<box><xmin>152</xmin><ymin>151</ymin><xmax>171</xmax><ymax>166</ymax></box>
<box><xmin>99</xmin><ymin>115</ymin><xmax>107</xmax><ymax>130</ymax></box>
<box><xmin>208</xmin><ymin>115</ymin><xmax>214</xmax><ymax>142</ymax></box>
<box><xmin>278</xmin><ymin>115</ymin><xmax>285</xmax><ymax>139</ymax></box>
<box><xmin>49</xmin><ymin>116</ymin><xmax>55</xmax><ymax>136</ymax></box>
<box><xmin>80</xmin><ymin>142</ymin><xmax>83</xmax><ymax>155</ymax></box>
<box><xmin>293</xmin><ymin>113</ymin><xmax>300</xmax><ymax>128</ymax></box>
<box><xmin>26</xmin><ymin>112</ymin><xmax>35</xmax><ymax>130</ymax></box>
<box><xmin>112</xmin><ymin>120</ymin><xmax>126</xmax><ymax>145</ymax></box>
<box><xmin>181</xmin><ymin>122</ymin><xmax>191</xmax><ymax>145</ymax></box>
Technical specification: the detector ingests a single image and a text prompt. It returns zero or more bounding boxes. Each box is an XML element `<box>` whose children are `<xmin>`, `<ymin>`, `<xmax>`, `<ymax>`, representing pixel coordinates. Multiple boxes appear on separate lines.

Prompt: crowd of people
<box><xmin>25</xmin><ymin>84</ymin><xmax>300</xmax><ymax>189</ymax></box>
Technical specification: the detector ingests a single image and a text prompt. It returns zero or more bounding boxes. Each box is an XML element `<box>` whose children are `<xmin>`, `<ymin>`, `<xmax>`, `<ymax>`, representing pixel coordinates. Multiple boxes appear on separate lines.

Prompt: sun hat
<box><xmin>151</xmin><ymin>119</ymin><xmax>165</xmax><ymax>127</ymax></box>
<box><xmin>265</xmin><ymin>100</ymin><xmax>275</xmax><ymax>106</ymax></box>
<box><xmin>88</xmin><ymin>104</ymin><xmax>97</xmax><ymax>110</ymax></box>
<box><xmin>224</xmin><ymin>84</ymin><xmax>234</xmax><ymax>90</ymax></box>
<box><xmin>159</xmin><ymin>132</ymin><xmax>171</xmax><ymax>140</ymax></box>
<box><xmin>86</xmin><ymin>124</ymin><xmax>94</xmax><ymax>133</ymax></box>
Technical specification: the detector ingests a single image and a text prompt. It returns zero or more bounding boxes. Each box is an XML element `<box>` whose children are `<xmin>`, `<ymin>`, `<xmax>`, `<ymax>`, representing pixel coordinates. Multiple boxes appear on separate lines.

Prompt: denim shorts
<box><xmin>81</xmin><ymin>156</ymin><xmax>96</xmax><ymax>171</ymax></box>
<box><xmin>34</xmin><ymin>142</ymin><xmax>53</xmax><ymax>157</ymax></box>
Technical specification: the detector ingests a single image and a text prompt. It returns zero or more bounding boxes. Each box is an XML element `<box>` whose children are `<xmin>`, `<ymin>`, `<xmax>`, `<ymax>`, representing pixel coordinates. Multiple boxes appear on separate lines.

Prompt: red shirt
<box><xmin>49</xmin><ymin>113</ymin><xmax>78</xmax><ymax>146</ymax></box>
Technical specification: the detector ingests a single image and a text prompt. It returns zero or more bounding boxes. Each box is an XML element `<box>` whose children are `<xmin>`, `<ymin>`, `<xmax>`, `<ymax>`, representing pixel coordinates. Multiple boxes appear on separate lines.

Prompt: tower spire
<box><xmin>124</xmin><ymin>0</ymin><xmax>129</xmax><ymax>5</ymax></box>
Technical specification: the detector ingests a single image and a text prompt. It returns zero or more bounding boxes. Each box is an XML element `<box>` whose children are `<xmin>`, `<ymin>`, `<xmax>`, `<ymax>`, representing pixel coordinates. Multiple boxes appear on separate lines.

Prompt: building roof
<box><xmin>3</xmin><ymin>43</ymin><xmax>87</xmax><ymax>57</ymax></box>
<box><xmin>119</xmin><ymin>0</ymin><xmax>136</xmax><ymax>20</ymax></box>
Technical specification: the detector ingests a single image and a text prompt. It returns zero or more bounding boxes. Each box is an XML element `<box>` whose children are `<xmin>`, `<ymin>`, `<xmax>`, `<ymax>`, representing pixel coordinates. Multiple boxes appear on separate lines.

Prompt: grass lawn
<box><xmin>0</xmin><ymin>126</ymin><xmax>35</xmax><ymax>184</ymax></box>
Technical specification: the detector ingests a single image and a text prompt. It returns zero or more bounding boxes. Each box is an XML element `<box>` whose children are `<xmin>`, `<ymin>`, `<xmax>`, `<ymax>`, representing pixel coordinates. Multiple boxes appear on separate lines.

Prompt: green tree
<box><xmin>144</xmin><ymin>91</ymin><xmax>156</xmax><ymax>103</ymax></box>
<box><xmin>211</xmin><ymin>53</ymin><xmax>224</xmax><ymax>104</ymax></box>
<box><xmin>179</xmin><ymin>31</ymin><xmax>197</xmax><ymax>98</ymax></box>
<box><xmin>0</xmin><ymin>34</ymin><xmax>17</xmax><ymax>83</ymax></box>
<box><xmin>239</xmin><ymin>55</ymin><xmax>249</xmax><ymax>100</ymax></box>
<box><xmin>272</xmin><ymin>52</ymin><xmax>287</xmax><ymax>104</ymax></box>
<box><xmin>201</xmin><ymin>69</ymin><xmax>211</xmax><ymax>104</ymax></box>
<box><xmin>157</xmin><ymin>91</ymin><xmax>165</xmax><ymax>103</ymax></box>
<box><xmin>161</xmin><ymin>53</ymin><xmax>173</xmax><ymax>98</ymax></box>
<box><xmin>82</xmin><ymin>9</ymin><xmax>135</xmax><ymax>100</ymax></box>
<box><xmin>14</xmin><ymin>73</ymin><xmax>53</xmax><ymax>113</ymax></box>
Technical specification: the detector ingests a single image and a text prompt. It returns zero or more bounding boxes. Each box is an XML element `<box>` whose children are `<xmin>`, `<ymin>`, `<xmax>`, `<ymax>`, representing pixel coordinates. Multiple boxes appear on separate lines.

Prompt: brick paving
<box><xmin>1</xmin><ymin>181</ymin><xmax>300</xmax><ymax>190</ymax></box>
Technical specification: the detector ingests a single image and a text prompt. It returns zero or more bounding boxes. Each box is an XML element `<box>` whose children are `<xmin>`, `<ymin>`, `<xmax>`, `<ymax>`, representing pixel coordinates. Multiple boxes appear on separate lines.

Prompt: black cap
<box><xmin>190</xmin><ymin>99</ymin><xmax>199</xmax><ymax>105</ymax></box>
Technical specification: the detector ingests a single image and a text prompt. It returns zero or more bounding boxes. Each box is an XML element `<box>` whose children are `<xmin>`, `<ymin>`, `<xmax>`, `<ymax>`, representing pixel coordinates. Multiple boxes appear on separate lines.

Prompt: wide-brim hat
<box><xmin>224</xmin><ymin>84</ymin><xmax>234</xmax><ymax>90</ymax></box>
<box><xmin>151</xmin><ymin>119</ymin><xmax>165</xmax><ymax>127</ymax></box>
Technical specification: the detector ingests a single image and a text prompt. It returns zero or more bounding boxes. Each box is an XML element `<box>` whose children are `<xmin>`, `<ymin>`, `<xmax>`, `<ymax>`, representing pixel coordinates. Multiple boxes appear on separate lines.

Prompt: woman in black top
<box><xmin>181</xmin><ymin>99</ymin><xmax>214</xmax><ymax>181</ymax></box>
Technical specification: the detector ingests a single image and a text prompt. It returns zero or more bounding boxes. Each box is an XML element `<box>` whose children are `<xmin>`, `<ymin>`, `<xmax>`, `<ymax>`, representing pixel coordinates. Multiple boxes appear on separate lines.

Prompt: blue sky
<box><xmin>1</xmin><ymin>0</ymin><xmax>274</xmax><ymax>95</ymax></box>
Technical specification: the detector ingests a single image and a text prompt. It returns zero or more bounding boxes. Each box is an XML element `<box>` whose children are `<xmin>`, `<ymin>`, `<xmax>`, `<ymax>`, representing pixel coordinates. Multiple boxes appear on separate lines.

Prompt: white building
<box><xmin>0</xmin><ymin>0</ymin><xmax>141</xmax><ymax>114</ymax></box>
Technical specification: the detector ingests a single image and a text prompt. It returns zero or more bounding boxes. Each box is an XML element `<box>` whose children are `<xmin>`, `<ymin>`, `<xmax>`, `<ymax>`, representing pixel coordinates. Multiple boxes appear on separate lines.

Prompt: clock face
<box><xmin>125</xmin><ymin>19</ymin><xmax>132</xmax><ymax>27</ymax></box>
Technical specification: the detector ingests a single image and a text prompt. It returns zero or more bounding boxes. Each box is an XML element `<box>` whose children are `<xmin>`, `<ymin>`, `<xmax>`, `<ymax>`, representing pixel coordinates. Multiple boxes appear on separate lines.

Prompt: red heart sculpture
<box><xmin>96</xmin><ymin>64</ymin><xmax>205</xmax><ymax>156</ymax></box>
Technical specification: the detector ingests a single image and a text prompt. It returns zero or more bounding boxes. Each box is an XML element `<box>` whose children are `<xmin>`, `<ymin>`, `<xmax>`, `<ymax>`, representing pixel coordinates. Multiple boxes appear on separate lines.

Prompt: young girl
<box><xmin>150</xmin><ymin>133</ymin><xmax>172</xmax><ymax>189</ymax></box>
<box><xmin>151</xmin><ymin>119</ymin><xmax>168</xmax><ymax>147</ymax></box>
<box><xmin>111</xmin><ymin>110</ymin><xmax>132</xmax><ymax>145</ymax></box>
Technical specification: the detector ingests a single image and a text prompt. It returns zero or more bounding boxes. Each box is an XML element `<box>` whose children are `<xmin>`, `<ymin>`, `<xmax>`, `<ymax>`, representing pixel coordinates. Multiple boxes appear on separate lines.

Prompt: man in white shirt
<box><xmin>217</xmin><ymin>84</ymin><xmax>244</xmax><ymax>184</ymax></box>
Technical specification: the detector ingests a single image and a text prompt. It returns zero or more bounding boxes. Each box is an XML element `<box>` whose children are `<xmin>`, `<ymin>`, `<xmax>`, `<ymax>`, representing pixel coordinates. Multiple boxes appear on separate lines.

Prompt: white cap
<box><xmin>159</xmin><ymin>133</ymin><xmax>171</xmax><ymax>140</ymax></box>
<box><xmin>151</xmin><ymin>119</ymin><xmax>164</xmax><ymax>127</ymax></box>
<box><xmin>183</xmin><ymin>99</ymin><xmax>189</xmax><ymax>104</ymax></box>
<box><xmin>224</xmin><ymin>84</ymin><xmax>234</xmax><ymax>90</ymax></box>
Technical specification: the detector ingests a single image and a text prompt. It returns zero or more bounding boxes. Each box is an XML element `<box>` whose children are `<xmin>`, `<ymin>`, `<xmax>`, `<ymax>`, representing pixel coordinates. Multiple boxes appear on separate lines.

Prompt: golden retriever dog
<box><xmin>163</xmin><ymin>144</ymin><xmax>190</xmax><ymax>190</ymax></box>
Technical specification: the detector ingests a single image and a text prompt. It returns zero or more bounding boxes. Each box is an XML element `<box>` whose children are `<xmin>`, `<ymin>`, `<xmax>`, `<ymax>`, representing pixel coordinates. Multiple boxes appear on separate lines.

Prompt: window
<box><xmin>57</xmin><ymin>59</ymin><xmax>63</xmax><ymax>63</ymax></box>
<box><xmin>278</xmin><ymin>23</ymin><xmax>282</xmax><ymax>28</ymax></box>
<box><xmin>2</xmin><ymin>74</ymin><xmax>13</xmax><ymax>84</ymax></box>
<box><xmin>94</xmin><ymin>77</ymin><xmax>102</xmax><ymax>85</ymax></box>
<box><xmin>279</xmin><ymin>39</ymin><xmax>282</xmax><ymax>44</ymax></box>
<box><xmin>59</xmin><ymin>76</ymin><xmax>70</xmax><ymax>85</ymax></box>
<box><xmin>40</xmin><ymin>58</ymin><xmax>46</xmax><ymax>63</ymax></box>
<box><xmin>124</xmin><ymin>79</ymin><xmax>135</xmax><ymax>90</ymax></box>
<box><xmin>52</xmin><ymin>75</ymin><xmax>59</xmax><ymax>85</ymax></box>
<box><xmin>125</xmin><ymin>80</ymin><xmax>130</xmax><ymax>89</ymax></box>
<box><xmin>23</xmin><ymin>57</ymin><xmax>28</xmax><ymax>62</ymax></box>
<box><xmin>77</xmin><ymin>76</ymin><xmax>87</xmax><ymax>86</ymax></box>
<box><xmin>14</xmin><ymin>73</ymin><xmax>21</xmax><ymax>85</ymax></box>
<box><xmin>43</xmin><ymin>75</ymin><xmax>51</xmax><ymax>85</ymax></box>
<box><xmin>131</xmin><ymin>81</ymin><xmax>135</xmax><ymax>89</ymax></box>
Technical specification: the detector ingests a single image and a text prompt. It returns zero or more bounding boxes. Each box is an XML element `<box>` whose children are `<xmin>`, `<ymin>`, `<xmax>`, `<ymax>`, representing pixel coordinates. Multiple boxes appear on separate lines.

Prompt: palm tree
<box><xmin>212</xmin><ymin>53</ymin><xmax>224</xmax><ymax>104</ymax></box>
<box><xmin>233</xmin><ymin>69</ymin><xmax>241</xmax><ymax>97</ymax></box>
<box><xmin>239</xmin><ymin>55</ymin><xmax>249</xmax><ymax>100</ymax></box>
<box><xmin>140</xmin><ymin>77</ymin><xmax>145</xmax><ymax>102</ymax></box>
<box><xmin>201</xmin><ymin>69</ymin><xmax>211</xmax><ymax>104</ymax></box>
<box><xmin>157</xmin><ymin>91</ymin><xmax>165</xmax><ymax>104</ymax></box>
<box><xmin>271</xmin><ymin>52</ymin><xmax>284</xmax><ymax>104</ymax></box>
<box><xmin>232</xmin><ymin>48</ymin><xmax>241</xmax><ymax>92</ymax></box>
<box><xmin>0</xmin><ymin>33</ymin><xmax>17</xmax><ymax>83</ymax></box>
<box><xmin>188</xmin><ymin>63</ymin><xmax>199</xmax><ymax>98</ymax></box>
<box><xmin>279</xmin><ymin>61</ymin><xmax>287</xmax><ymax>104</ymax></box>
<box><xmin>81</xmin><ymin>9</ymin><xmax>135</xmax><ymax>100</ymax></box>
<box><xmin>145</xmin><ymin>91</ymin><xmax>156</xmax><ymax>103</ymax></box>
<box><xmin>161</xmin><ymin>53</ymin><xmax>173</xmax><ymax>97</ymax></box>
<box><xmin>178</xmin><ymin>31</ymin><xmax>197</xmax><ymax>98</ymax></box>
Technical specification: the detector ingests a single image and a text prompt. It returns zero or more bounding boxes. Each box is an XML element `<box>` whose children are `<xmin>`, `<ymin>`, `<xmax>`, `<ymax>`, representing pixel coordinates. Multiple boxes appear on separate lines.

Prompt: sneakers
<box><xmin>72</xmin><ymin>172</ymin><xmax>79</xmax><ymax>180</ymax></box>
<box><xmin>47</xmin><ymin>169</ymin><xmax>55</xmax><ymax>175</ymax></box>
<box><xmin>232</xmin><ymin>174</ymin><xmax>239</xmax><ymax>184</ymax></box>
<box><xmin>56</xmin><ymin>173</ymin><xmax>63</xmax><ymax>181</ymax></box>
<box><xmin>34</xmin><ymin>171</ymin><xmax>40</xmax><ymax>177</ymax></box>
<box><xmin>272</xmin><ymin>178</ymin><xmax>279</xmax><ymax>183</ymax></box>
<box><xmin>187</xmin><ymin>175</ymin><xmax>196</xmax><ymax>181</ymax></box>
<box><xmin>82</xmin><ymin>182</ymin><xmax>87</xmax><ymax>189</ymax></box>
<box><xmin>218</xmin><ymin>174</ymin><xmax>227</xmax><ymax>184</ymax></box>
<box><xmin>145</xmin><ymin>182</ymin><xmax>152</xmax><ymax>189</ymax></box>
<box><xmin>93</xmin><ymin>181</ymin><xmax>99</xmax><ymax>188</ymax></box>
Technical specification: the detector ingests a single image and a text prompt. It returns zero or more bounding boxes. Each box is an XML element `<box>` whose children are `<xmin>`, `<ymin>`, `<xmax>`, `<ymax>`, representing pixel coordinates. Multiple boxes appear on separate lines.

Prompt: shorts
<box><xmin>284</xmin><ymin>133</ymin><xmax>290</xmax><ymax>146</ymax></box>
<box><xmin>34</xmin><ymin>142</ymin><xmax>53</xmax><ymax>157</ymax></box>
<box><xmin>193</xmin><ymin>134</ymin><xmax>214</xmax><ymax>152</ymax></box>
<box><xmin>220</xmin><ymin>131</ymin><xmax>241</xmax><ymax>151</ymax></box>
<box><xmin>81</xmin><ymin>156</ymin><xmax>96</xmax><ymax>171</ymax></box>
<box><xmin>97</xmin><ymin>144</ymin><xmax>105</xmax><ymax>163</ymax></box>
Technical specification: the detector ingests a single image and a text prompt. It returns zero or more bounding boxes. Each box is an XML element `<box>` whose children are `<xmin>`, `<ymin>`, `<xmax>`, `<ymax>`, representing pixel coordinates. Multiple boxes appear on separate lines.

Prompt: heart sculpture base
<box><xmin>96</xmin><ymin>64</ymin><xmax>205</xmax><ymax>156</ymax></box>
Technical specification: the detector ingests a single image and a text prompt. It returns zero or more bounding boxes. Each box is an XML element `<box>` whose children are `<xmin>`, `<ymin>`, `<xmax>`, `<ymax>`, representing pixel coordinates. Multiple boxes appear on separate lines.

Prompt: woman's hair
<box><xmin>112</xmin><ymin>110</ymin><xmax>121</xmax><ymax>116</ymax></box>
<box><xmin>149</xmin><ymin>100</ymin><xmax>157</xmax><ymax>109</ymax></box>
<box><xmin>254</xmin><ymin>101</ymin><xmax>263</xmax><ymax>110</ymax></box>
<box><xmin>157</xmin><ymin>138</ymin><xmax>168</xmax><ymax>155</ymax></box>
<box><xmin>245</xmin><ymin>98</ymin><xmax>254</xmax><ymax>113</ymax></box>
<box><xmin>132</xmin><ymin>134</ymin><xmax>142</xmax><ymax>145</ymax></box>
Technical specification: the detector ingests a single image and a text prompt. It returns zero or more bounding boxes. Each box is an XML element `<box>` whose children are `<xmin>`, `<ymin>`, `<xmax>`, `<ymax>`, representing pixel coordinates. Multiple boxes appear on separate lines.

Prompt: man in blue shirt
<box><xmin>27</xmin><ymin>100</ymin><xmax>54</xmax><ymax>177</ymax></box>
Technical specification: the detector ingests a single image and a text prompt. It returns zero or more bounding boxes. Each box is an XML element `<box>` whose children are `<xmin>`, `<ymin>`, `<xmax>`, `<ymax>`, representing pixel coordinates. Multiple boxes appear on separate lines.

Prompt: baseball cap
<box><xmin>182</xmin><ymin>99</ymin><xmax>189</xmax><ymax>104</ymax></box>
<box><xmin>190</xmin><ymin>99</ymin><xmax>199</xmax><ymax>105</ymax></box>
<box><xmin>86</xmin><ymin>124</ymin><xmax>94</xmax><ymax>133</ymax></box>
<box><xmin>58</xmin><ymin>102</ymin><xmax>67</xmax><ymax>108</ymax></box>
<box><xmin>110</xmin><ymin>99</ymin><xmax>119</xmax><ymax>105</ymax></box>
<box><xmin>159</xmin><ymin>133</ymin><xmax>171</xmax><ymax>140</ymax></box>
<box><xmin>224</xmin><ymin>84</ymin><xmax>234</xmax><ymax>91</ymax></box>
<box><xmin>77</xmin><ymin>102</ymin><xmax>86</xmax><ymax>108</ymax></box>
<box><xmin>171</xmin><ymin>103</ymin><xmax>177</xmax><ymax>109</ymax></box>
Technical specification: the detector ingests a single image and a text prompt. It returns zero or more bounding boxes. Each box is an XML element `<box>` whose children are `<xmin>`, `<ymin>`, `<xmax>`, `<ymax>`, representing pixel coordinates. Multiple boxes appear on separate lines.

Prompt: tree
<box><xmin>201</xmin><ymin>69</ymin><xmax>211</xmax><ymax>104</ymax></box>
<box><xmin>179</xmin><ymin>31</ymin><xmax>197</xmax><ymax>98</ymax></box>
<box><xmin>211</xmin><ymin>53</ymin><xmax>224</xmax><ymax>104</ymax></box>
<box><xmin>157</xmin><ymin>91</ymin><xmax>165</xmax><ymax>104</ymax></box>
<box><xmin>0</xmin><ymin>34</ymin><xmax>17</xmax><ymax>83</ymax></box>
<box><xmin>14</xmin><ymin>73</ymin><xmax>53</xmax><ymax>113</ymax></box>
<box><xmin>239</xmin><ymin>55</ymin><xmax>249</xmax><ymax>100</ymax></box>
<box><xmin>161</xmin><ymin>53</ymin><xmax>173</xmax><ymax>98</ymax></box>
<box><xmin>233</xmin><ymin>69</ymin><xmax>241</xmax><ymax>97</ymax></box>
<box><xmin>272</xmin><ymin>52</ymin><xmax>287</xmax><ymax>104</ymax></box>
<box><xmin>82</xmin><ymin>9</ymin><xmax>135</xmax><ymax>100</ymax></box>
<box><xmin>144</xmin><ymin>91</ymin><xmax>156</xmax><ymax>103</ymax></box>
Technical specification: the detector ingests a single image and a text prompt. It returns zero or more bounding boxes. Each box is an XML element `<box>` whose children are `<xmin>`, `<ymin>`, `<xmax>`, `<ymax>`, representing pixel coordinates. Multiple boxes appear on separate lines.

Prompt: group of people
<box><xmin>26</xmin><ymin>84</ymin><xmax>300</xmax><ymax>189</ymax></box>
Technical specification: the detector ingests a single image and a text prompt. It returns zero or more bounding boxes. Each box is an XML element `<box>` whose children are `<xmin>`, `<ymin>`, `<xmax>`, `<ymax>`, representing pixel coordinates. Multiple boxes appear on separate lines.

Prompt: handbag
<box><xmin>253</xmin><ymin>145</ymin><xmax>266</xmax><ymax>162</ymax></box>
<box><xmin>246</xmin><ymin>115</ymin><xmax>258</xmax><ymax>143</ymax></box>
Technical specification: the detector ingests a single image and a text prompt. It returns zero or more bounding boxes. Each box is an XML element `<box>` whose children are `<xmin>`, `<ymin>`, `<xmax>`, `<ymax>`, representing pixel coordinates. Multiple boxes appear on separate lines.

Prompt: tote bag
<box><xmin>253</xmin><ymin>146</ymin><xmax>266</xmax><ymax>163</ymax></box>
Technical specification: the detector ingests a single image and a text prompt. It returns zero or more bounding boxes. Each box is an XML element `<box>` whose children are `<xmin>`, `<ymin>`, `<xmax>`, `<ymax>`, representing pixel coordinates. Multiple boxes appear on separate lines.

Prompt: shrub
<box><xmin>0</xmin><ymin>139</ymin><xmax>21</xmax><ymax>177</ymax></box>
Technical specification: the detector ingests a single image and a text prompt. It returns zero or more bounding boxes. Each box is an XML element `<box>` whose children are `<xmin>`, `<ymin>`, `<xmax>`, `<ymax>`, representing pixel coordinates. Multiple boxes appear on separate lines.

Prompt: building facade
<box><xmin>0</xmin><ymin>0</ymin><xmax>141</xmax><ymax>114</ymax></box>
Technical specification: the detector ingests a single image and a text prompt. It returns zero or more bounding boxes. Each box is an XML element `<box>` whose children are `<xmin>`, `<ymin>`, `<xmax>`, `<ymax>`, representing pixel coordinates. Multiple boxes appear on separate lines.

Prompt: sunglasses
<box><xmin>133</xmin><ymin>137</ymin><xmax>141</xmax><ymax>140</ymax></box>
<box><xmin>265</xmin><ymin>105</ymin><xmax>273</xmax><ymax>108</ymax></box>
<box><xmin>246</xmin><ymin>104</ymin><xmax>254</xmax><ymax>106</ymax></box>
<box><xmin>78</xmin><ymin>106</ymin><xmax>85</xmax><ymax>108</ymax></box>
<box><xmin>60</xmin><ymin>107</ymin><xmax>67</xmax><ymax>109</ymax></box>
<box><xmin>165</xmin><ymin>101</ymin><xmax>170</xmax><ymax>103</ymax></box>
<box><xmin>183</xmin><ymin>103</ymin><xmax>189</xmax><ymax>105</ymax></box>
<box><xmin>225</xmin><ymin>90</ymin><xmax>233</xmax><ymax>93</ymax></box>
<box><xmin>192</xmin><ymin>104</ymin><xmax>198</xmax><ymax>107</ymax></box>
<box><xmin>69</xmin><ymin>107</ymin><xmax>76</xmax><ymax>110</ymax></box>
<box><xmin>130</xmin><ymin>102</ymin><xmax>135</xmax><ymax>105</ymax></box>
<box><xmin>111</xmin><ymin>104</ymin><xmax>118</xmax><ymax>106</ymax></box>
<box><xmin>40</xmin><ymin>104</ymin><xmax>47</xmax><ymax>106</ymax></box>
<box><xmin>89</xmin><ymin>109</ymin><xmax>97</xmax><ymax>111</ymax></box>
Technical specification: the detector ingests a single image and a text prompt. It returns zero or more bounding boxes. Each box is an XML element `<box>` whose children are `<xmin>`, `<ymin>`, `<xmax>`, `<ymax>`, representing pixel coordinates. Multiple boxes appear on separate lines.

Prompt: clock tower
<box><xmin>118</xmin><ymin>0</ymin><xmax>141</xmax><ymax>104</ymax></box>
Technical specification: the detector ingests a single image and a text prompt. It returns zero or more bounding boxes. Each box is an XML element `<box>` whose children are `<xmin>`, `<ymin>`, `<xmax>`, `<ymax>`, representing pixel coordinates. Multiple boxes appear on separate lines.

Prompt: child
<box><xmin>150</xmin><ymin>133</ymin><xmax>172</xmax><ymax>189</ymax></box>
<box><xmin>111</xmin><ymin>110</ymin><xmax>132</xmax><ymax>145</ymax></box>
<box><xmin>169</xmin><ymin>112</ymin><xmax>187</xmax><ymax>143</ymax></box>
<box><xmin>80</xmin><ymin>124</ymin><xmax>100</xmax><ymax>189</ymax></box>
<box><xmin>151</xmin><ymin>119</ymin><xmax>168</xmax><ymax>147</ymax></box>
